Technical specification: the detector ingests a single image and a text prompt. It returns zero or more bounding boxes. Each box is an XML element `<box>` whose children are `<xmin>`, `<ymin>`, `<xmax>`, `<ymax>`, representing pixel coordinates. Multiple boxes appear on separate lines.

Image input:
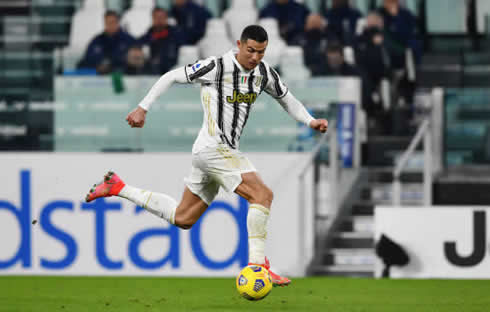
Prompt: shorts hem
<box><xmin>226</xmin><ymin>168</ymin><xmax>257</xmax><ymax>193</ymax></box>
<box><xmin>184</xmin><ymin>181</ymin><xmax>213</xmax><ymax>205</ymax></box>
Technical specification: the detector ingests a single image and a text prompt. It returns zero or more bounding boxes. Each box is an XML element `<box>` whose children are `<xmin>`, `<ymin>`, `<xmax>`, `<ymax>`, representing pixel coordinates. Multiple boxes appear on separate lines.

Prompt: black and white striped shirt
<box><xmin>184</xmin><ymin>49</ymin><xmax>288</xmax><ymax>152</ymax></box>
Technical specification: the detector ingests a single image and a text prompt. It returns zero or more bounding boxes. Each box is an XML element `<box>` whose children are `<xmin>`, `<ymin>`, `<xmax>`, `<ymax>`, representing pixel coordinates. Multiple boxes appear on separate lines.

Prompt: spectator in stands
<box><xmin>377</xmin><ymin>0</ymin><xmax>417</xmax><ymax>69</ymax></box>
<box><xmin>378</xmin><ymin>0</ymin><xmax>417</xmax><ymax>129</ymax></box>
<box><xmin>139</xmin><ymin>7</ymin><xmax>185</xmax><ymax>75</ymax></box>
<box><xmin>78</xmin><ymin>11</ymin><xmax>135</xmax><ymax>74</ymax></box>
<box><xmin>302</xmin><ymin>13</ymin><xmax>329</xmax><ymax>71</ymax></box>
<box><xmin>170</xmin><ymin>0</ymin><xmax>212</xmax><ymax>45</ymax></box>
<box><xmin>324</xmin><ymin>0</ymin><xmax>362</xmax><ymax>46</ymax></box>
<box><xmin>310</xmin><ymin>41</ymin><xmax>359</xmax><ymax>77</ymax></box>
<box><xmin>355</xmin><ymin>12</ymin><xmax>391</xmax><ymax>117</ymax></box>
<box><xmin>259</xmin><ymin>0</ymin><xmax>310</xmax><ymax>45</ymax></box>
<box><xmin>124</xmin><ymin>45</ymin><xmax>152</xmax><ymax>75</ymax></box>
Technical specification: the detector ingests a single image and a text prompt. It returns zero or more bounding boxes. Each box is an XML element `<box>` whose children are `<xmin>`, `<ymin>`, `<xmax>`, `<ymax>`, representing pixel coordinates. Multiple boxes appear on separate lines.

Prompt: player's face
<box><xmin>236</xmin><ymin>39</ymin><xmax>267</xmax><ymax>70</ymax></box>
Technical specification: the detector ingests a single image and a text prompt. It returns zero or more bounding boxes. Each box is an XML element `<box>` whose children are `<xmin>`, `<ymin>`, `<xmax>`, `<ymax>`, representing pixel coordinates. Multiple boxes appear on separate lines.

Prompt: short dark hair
<box><xmin>240</xmin><ymin>25</ymin><xmax>268</xmax><ymax>43</ymax></box>
<box><xmin>104</xmin><ymin>10</ymin><xmax>120</xmax><ymax>19</ymax></box>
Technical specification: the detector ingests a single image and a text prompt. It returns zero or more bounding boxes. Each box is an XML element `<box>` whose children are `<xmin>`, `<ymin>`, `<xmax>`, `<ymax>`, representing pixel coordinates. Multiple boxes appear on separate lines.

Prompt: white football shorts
<box><xmin>184</xmin><ymin>144</ymin><xmax>256</xmax><ymax>205</ymax></box>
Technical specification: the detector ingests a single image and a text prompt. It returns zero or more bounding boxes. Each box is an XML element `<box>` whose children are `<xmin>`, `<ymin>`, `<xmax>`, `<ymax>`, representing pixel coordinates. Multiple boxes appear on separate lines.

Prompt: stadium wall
<box><xmin>0</xmin><ymin>153</ymin><xmax>314</xmax><ymax>277</ymax></box>
<box><xmin>375</xmin><ymin>207</ymin><xmax>490</xmax><ymax>279</ymax></box>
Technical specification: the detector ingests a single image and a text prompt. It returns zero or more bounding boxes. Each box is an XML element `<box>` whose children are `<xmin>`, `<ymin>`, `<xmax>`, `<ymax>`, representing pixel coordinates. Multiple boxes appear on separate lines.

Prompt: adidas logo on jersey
<box><xmin>226</xmin><ymin>90</ymin><xmax>257</xmax><ymax>104</ymax></box>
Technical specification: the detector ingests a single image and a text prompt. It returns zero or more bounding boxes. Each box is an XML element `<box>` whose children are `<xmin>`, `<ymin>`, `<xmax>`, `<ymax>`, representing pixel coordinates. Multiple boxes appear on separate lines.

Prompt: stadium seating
<box><xmin>416</xmin><ymin>53</ymin><xmax>462</xmax><ymax>88</ymax></box>
<box><xmin>204</xmin><ymin>0</ymin><xmax>222</xmax><ymax>17</ymax></box>
<box><xmin>255</xmin><ymin>0</ymin><xmax>268</xmax><ymax>10</ymax></box>
<box><xmin>351</xmin><ymin>0</ymin><xmax>372</xmax><ymax>15</ymax></box>
<box><xmin>280</xmin><ymin>46</ymin><xmax>311</xmax><ymax>80</ymax></box>
<box><xmin>463</xmin><ymin>66</ymin><xmax>490</xmax><ymax>87</ymax></box>
<box><xmin>105</xmin><ymin>0</ymin><xmax>125</xmax><ymax>13</ymax></box>
<box><xmin>176</xmin><ymin>45</ymin><xmax>199</xmax><ymax>67</ymax></box>
<box><xmin>198</xmin><ymin>18</ymin><xmax>233</xmax><ymax>58</ymax></box>
<box><xmin>428</xmin><ymin>36</ymin><xmax>474</xmax><ymax>53</ymax></box>
<box><xmin>426</xmin><ymin>0</ymin><xmax>466</xmax><ymax>33</ymax></box>
<box><xmin>222</xmin><ymin>0</ymin><xmax>258</xmax><ymax>41</ymax></box>
<box><xmin>304</xmin><ymin>0</ymin><xmax>322</xmax><ymax>13</ymax></box>
<box><xmin>61</xmin><ymin>0</ymin><xmax>105</xmax><ymax>70</ymax></box>
<box><xmin>121</xmin><ymin>0</ymin><xmax>153</xmax><ymax>38</ymax></box>
<box><xmin>258</xmin><ymin>18</ymin><xmax>286</xmax><ymax>68</ymax></box>
<box><xmin>155</xmin><ymin>0</ymin><xmax>172</xmax><ymax>10</ymax></box>
<box><xmin>476</xmin><ymin>0</ymin><xmax>490</xmax><ymax>33</ymax></box>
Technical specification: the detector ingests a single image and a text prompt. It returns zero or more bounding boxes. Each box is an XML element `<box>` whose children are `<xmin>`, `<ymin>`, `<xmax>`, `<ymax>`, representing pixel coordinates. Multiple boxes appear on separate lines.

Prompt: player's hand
<box><xmin>310</xmin><ymin>119</ymin><xmax>328</xmax><ymax>133</ymax></box>
<box><xmin>126</xmin><ymin>106</ymin><xmax>147</xmax><ymax>128</ymax></box>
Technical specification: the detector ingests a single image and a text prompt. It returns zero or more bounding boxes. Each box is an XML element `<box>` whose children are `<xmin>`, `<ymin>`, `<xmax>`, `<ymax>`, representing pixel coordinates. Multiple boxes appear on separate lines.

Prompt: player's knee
<box><xmin>254</xmin><ymin>186</ymin><xmax>273</xmax><ymax>206</ymax></box>
<box><xmin>174</xmin><ymin>214</ymin><xmax>197</xmax><ymax>230</ymax></box>
<box><xmin>265</xmin><ymin>187</ymin><xmax>274</xmax><ymax>203</ymax></box>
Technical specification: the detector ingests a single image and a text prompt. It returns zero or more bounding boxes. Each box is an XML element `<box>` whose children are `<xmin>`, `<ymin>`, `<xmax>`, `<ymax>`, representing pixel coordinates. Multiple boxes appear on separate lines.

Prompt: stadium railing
<box><xmin>392</xmin><ymin>88</ymin><xmax>444</xmax><ymax>206</ymax></box>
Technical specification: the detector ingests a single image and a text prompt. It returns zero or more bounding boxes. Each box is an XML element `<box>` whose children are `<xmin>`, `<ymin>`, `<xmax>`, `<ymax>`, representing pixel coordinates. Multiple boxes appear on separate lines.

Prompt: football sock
<box><xmin>247</xmin><ymin>203</ymin><xmax>270</xmax><ymax>265</ymax></box>
<box><xmin>119</xmin><ymin>185</ymin><xmax>176</xmax><ymax>224</ymax></box>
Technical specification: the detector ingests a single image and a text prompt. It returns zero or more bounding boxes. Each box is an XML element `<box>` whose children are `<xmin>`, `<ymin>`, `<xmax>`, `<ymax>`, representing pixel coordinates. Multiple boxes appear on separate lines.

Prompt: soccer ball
<box><xmin>236</xmin><ymin>265</ymin><xmax>273</xmax><ymax>301</ymax></box>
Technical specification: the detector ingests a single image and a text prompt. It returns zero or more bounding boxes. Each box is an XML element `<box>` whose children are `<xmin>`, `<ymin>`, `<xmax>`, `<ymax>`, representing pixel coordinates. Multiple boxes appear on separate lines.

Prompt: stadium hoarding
<box><xmin>375</xmin><ymin>206</ymin><xmax>490</xmax><ymax>278</ymax></box>
<box><xmin>53</xmin><ymin>76</ymin><xmax>360</xmax><ymax>156</ymax></box>
<box><xmin>0</xmin><ymin>153</ymin><xmax>314</xmax><ymax>277</ymax></box>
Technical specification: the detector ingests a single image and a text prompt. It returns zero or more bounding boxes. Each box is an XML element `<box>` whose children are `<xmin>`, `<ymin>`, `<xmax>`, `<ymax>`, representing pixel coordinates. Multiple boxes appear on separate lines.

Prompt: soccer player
<box><xmin>86</xmin><ymin>25</ymin><xmax>328</xmax><ymax>286</ymax></box>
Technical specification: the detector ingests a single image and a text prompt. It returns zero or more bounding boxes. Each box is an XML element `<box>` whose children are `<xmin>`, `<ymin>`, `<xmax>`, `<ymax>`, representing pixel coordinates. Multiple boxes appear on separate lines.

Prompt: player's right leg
<box><xmin>85</xmin><ymin>171</ymin><xmax>209</xmax><ymax>229</ymax></box>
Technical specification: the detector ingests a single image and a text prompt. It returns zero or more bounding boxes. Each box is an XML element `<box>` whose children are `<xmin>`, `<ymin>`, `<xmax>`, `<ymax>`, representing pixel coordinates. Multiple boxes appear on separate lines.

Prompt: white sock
<box><xmin>247</xmin><ymin>203</ymin><xmax>270</xmax><ymax>264</ymax></box>
<box><xmin>119</xmin><ymin>185</ymin><xmax>177</xmax><ymax>224</ymax></box>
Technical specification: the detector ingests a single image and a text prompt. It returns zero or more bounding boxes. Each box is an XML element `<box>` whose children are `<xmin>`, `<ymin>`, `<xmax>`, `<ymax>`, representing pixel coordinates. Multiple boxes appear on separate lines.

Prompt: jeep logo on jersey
<box><xmin>226</xmin><ymin>90</ymin><xmax>257</xmax><ymax>104</ymax></box>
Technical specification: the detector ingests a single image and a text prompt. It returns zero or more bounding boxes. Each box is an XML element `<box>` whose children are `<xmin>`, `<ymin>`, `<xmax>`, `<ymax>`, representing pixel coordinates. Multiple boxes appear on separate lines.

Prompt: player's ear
<box><xmin>237</xmin><ymin>39</ymin><xmax>242</xmax><ymax>49</ymax></box>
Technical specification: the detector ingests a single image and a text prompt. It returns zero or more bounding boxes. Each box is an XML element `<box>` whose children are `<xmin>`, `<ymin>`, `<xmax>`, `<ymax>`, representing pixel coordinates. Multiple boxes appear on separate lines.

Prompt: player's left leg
<box><xmin>85</xmin><ymin>171</ymin><xmax>180</xmax><ymax>224</ymax></box>
<box><xmin>234</xmin><ymin>172</ymin><xmax>291</xmax><ymax>287</ymax></box>
<box><xmin>85</xmin><ymin>171</ymin><xmax>210</xmax><ymax>229</ymax></box>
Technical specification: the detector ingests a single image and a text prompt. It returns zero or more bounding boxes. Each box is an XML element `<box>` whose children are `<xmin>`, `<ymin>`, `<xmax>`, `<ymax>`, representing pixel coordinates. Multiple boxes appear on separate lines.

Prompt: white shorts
<box><xmin>184</xmin><ymin>144</ymin><xmax>256</xmax><ymax>205</ymax></box>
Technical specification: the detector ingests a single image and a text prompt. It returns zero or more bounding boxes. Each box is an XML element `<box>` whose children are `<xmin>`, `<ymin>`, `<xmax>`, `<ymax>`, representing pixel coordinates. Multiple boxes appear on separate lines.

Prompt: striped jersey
<box><xmin>183</xmin><ymin>49</ymin><xmax>288</xmax><ymax>153</ymax></box>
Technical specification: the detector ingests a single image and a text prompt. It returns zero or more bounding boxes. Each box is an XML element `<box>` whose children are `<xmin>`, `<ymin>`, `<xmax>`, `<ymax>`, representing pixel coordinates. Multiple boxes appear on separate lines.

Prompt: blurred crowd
<box><xmin>78</xmin><ymin>0</ymin><xmax>210</xmax><ymax>75</ymax></box>
<box><xmin>77</xmin><ymin>0</ymin><xmax>420</xmax><ymax>134</ymax></box>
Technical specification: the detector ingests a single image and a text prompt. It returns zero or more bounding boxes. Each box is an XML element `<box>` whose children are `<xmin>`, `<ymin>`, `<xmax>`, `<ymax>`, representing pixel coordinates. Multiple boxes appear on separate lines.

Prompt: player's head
<box><xmin>236</xmin><ymin>25</ymin><xmax>268</xmax><ymax>70</ymax></box>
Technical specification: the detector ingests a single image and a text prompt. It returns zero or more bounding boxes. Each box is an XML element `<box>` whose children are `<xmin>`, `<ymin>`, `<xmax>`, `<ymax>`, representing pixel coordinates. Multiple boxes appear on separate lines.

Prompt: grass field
<box><xmin>1</xmin><ymin>276</ymin><xmax>490</xmax><ymax>312</ymax></box>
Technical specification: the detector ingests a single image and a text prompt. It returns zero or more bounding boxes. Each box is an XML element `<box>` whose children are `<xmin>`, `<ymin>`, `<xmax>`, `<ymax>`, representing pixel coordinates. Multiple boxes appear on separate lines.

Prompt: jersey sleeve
<box><xmin>264</xmin><ymin>66</ymin><xmax>289</xmax><ymax>99</ymax></box>
<box><xmin>184</xmin><ymin>57</ymin><xmax>217</xmax><ymax>84</ymax></box>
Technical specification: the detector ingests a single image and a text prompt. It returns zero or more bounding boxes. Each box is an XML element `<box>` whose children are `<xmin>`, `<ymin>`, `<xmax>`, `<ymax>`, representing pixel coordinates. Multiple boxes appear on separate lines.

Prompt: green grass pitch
<box><xmin>1</xmin><ymin>276</ymin><xmax>489</xmax><ymax>312</ymax></box>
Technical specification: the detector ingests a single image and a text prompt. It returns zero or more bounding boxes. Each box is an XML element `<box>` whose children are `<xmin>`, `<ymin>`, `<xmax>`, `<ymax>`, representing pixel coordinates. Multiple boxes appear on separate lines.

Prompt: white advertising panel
<box><xmin>375</xmin><ymin>207</ymin><xmax>490</xmax><ymax>278</ymax></box>
<box><xmin>0</xmin><ymin>153</ymin><xmax>313</xmax><ymax>277</ymax></box>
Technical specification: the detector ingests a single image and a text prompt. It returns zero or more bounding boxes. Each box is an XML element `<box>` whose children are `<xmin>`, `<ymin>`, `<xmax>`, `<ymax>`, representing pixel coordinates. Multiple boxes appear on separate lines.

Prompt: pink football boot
<box><xmin>85</xmin><ymin>171</ymin><xmax>125</xmax><ymax>202</ymax></box>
